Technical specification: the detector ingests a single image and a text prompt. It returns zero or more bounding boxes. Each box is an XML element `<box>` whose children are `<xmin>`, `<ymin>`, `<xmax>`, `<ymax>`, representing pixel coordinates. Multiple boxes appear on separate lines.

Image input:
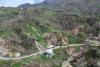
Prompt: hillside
<box><xmin>19</xmin><ymin>0</ymin><xmax>100</xmax><ymax>17</ymax></box>
<box><xmin>0</xmin><ymin>0</ymin><xmax>100</xmax><ymax>67</ymax></box>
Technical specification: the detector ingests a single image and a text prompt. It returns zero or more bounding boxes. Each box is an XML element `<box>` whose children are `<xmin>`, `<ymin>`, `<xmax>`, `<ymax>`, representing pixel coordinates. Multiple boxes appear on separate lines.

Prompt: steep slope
<box><xmin>18</xmin><ymin>0</ymin><xmax>100</xmax><ymax>17</ymax></box>
<box><xmin>0</xmin><ymin>0</ymin><xmax>100</xmax><ymax>38</ymax></box>
<box><xmin>43</xmin><ymin>0</ymin><xmax>100</xmax><ymax>16</ymax></box>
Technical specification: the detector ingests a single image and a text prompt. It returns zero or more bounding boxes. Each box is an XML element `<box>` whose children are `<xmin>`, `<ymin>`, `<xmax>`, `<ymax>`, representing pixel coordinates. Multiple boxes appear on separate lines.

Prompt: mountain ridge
<box><xmin>18</xmin><ymin>0</ymin><xmax>100</xmax><ymax>17</ymax></box>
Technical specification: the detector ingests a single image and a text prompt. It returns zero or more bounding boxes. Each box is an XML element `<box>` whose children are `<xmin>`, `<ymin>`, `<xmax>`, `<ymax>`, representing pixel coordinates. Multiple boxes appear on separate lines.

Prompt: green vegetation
<box><xmin>0</xmin><ymin>7</ymin><xmax>19</xmax><ymax>21</ymax></box>
<box><xmin>0</xmin><ymin>1</ymin><xmax>100</xmax><ymax>66</ymax></box>
<box><xmin>0</xmin><ymin>29</ymin><xmax>11</xmax><ymax>37</ymax></box>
